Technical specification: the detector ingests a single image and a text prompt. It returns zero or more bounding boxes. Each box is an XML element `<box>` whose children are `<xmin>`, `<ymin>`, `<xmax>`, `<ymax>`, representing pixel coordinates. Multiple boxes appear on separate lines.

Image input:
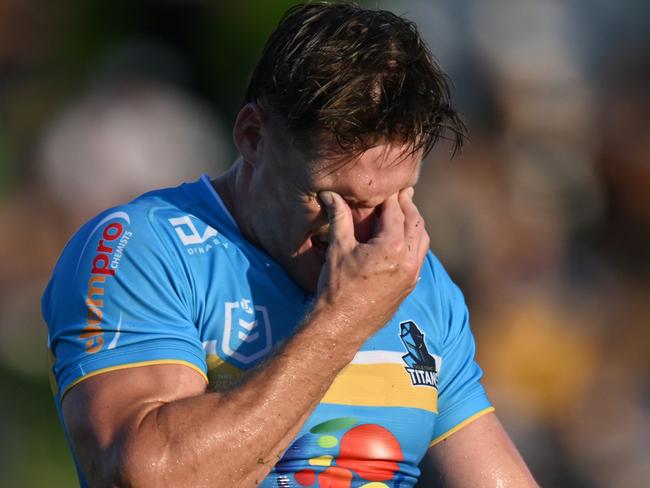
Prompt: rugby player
<box><xmin>43</xmin><ymin>3</ymin><xmax>538</xmax><ymax>487</ymax></box>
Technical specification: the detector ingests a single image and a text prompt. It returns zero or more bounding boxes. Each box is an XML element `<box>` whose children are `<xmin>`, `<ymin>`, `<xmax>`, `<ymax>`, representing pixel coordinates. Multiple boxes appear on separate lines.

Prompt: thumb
<box><xmin>319</xmin><ymin>191</ymin><xmax>355</xmax><ymax>250</ymax></box>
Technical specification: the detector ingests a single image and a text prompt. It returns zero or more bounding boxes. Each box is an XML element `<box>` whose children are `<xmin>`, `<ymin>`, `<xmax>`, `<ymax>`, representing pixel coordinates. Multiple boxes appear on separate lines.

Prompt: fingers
<box><xmin>399</xmin><ymin>187</ymin><xmax>422</xmax><ymax>248</ymax></box>
<box><xmin>375</xmin><ymin>193</ymin><xmax>405</xmax><ymax>240</ymax></box>
<box><xmin>319</xmin><ymin>191</ymin><xmax>356</xmax><ymax>252</ymax></box>
<box><xmin>399</xmin><ymin>187</ymin><xmax>430</xmax><ymax>267</ymax></box>
<box><xmin>320</xmin><ymin>187</ymin><xmax>428</xmax><ymax>274</ymax></box>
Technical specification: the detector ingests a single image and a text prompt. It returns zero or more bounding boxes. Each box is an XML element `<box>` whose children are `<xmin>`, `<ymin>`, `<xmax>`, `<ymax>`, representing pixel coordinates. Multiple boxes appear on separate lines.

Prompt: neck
<box><xmin>212</xmin><ymin>158</ymin><xmax>258</xmax><ymax>245</ymax></box>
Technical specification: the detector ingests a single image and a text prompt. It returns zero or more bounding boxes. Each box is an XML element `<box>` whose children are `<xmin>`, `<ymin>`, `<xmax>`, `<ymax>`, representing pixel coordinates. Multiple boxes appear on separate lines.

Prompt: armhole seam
<box><xmin>61</xmin><ymin>359</ymin><xmax>208</xmax><ymax>401</ymax></box>
<box><xmin>429</xmin><ymin>406</ymin><xmax>495</xmax><ymax>447</ymax></box>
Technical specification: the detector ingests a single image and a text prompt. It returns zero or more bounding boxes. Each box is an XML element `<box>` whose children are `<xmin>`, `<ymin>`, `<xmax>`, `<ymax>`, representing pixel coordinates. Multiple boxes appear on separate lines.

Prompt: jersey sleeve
<box><xmin>42</xmin><ymin>205</ymin><xmax>207</xmax><ymax>402</ymax></box>
<box><xmin>428</xmin><ymin>256</ymin><xmax>493</xmax><ymax>446</ymax></box>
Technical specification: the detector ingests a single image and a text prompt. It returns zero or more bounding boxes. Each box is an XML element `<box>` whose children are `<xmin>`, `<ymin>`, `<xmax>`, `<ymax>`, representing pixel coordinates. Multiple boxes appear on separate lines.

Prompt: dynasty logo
<box><xmin>399</xmin><ymin>321</ymin><xmax>440</xmax><ymax>388</ymax></box>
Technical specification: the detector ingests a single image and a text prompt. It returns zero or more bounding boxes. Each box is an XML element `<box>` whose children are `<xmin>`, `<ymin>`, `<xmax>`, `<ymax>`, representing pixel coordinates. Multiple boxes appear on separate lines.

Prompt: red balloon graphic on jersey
<box><xmin>336</xmin><ymin>424</ymin><xmax>403</xmax><ymax>481</ymax></box>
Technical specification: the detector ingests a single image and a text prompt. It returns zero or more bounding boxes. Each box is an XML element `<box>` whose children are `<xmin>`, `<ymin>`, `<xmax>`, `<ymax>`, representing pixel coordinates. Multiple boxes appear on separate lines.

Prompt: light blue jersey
<box><xmin>43</xmin><ymin>175</ymin><xmax>493</xmax><ymax>487</ymax></box>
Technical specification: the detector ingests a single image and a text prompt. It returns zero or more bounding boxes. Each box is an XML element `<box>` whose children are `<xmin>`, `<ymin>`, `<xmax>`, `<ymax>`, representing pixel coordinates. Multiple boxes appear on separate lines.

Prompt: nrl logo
<box><xmin>222</xmin><ymin>299</ymin><xmax>272</xmax><ymax>365</ymax></box>
<box><xmin>399</xmin><ymin>320</ymin><xmax>441</xmax><ymax>388</ymax></box>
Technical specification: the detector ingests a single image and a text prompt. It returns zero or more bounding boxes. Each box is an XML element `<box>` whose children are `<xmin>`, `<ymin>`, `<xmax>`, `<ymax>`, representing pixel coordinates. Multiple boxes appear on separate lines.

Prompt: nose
<box><xmin>351</xmin><ymin>206</ymin><xmax>377</xmax><ymax>243</ymax></box>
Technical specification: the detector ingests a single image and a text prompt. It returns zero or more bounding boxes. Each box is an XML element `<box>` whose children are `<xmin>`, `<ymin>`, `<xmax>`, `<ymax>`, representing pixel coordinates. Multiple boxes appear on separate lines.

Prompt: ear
<box><xmin>233</xmin><ymin>103</ymin><xmax>266</xmax><ymax>164</ymax></box>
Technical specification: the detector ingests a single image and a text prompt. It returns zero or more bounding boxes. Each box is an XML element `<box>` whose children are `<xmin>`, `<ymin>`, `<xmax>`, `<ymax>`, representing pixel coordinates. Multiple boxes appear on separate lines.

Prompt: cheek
<box><xmin>294</xmin><ymin>196</ymin><xmax>327</xmax><ymax>229</ymax></box>
<box><xmin>251</xmin><ymin>178</ymin><xmax>325</xmax><ymax>245</ymax></box>
<box><xmin>272</xmin><ymin>201</ymin><xmax>324</xmax><ymax>246</ymax></box>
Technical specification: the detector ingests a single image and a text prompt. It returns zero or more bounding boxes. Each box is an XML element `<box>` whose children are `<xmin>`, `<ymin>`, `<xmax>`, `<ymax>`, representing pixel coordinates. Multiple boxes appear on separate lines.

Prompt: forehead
<box><xmin>310</xmin><ymin>144</ymin><xmax>422</xmax><ymax>205</ymax></box>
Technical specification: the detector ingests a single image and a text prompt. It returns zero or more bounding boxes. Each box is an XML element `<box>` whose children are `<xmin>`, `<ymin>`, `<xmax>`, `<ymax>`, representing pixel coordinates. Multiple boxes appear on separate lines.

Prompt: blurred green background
<box><xmin>1</xmin><ymin>1</ymin><xmax>648</xmax><ymax>486</ymax></box>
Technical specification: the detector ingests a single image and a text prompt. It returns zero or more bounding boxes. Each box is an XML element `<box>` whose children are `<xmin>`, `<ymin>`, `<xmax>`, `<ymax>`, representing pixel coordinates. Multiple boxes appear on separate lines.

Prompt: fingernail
<box><xmin>319</xmin><ymin>191</ymin><xmax>334</xmax><ymax>207</ymax></box>
<box><xmin>405</xmin><ymin>187</ymin><xmax>415</xmax><ymax>198</ymax></box>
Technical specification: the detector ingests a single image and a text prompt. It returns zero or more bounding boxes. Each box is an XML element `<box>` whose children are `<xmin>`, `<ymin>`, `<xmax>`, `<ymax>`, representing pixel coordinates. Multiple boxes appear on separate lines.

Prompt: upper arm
<box><xmin>426</xmin><ymin>411</ymin><xmax>538</xmax><ymax>487</ymax></box>
<box><xmin>62</xmin><ymin>363</ymin><xmax>207</xmax><ymax>486</ymax></box>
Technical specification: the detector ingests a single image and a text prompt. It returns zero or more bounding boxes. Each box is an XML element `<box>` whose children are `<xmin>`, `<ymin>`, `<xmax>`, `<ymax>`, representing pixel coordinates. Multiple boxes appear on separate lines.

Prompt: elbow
<box><xmin>81</xmin><ymin>432</ymin><xmax>172</xmax><ymax>488</ymax></box>
<box><xmin>109</xmin><ymin>434</ymin><xmax>172</xmax><ymax>488</ymax></box>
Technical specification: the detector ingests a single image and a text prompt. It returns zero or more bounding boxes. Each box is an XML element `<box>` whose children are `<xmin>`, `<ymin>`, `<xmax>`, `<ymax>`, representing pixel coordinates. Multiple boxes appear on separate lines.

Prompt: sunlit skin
<box><xmin>60</xmin><ymin>102</ymin><xmax>538</xmax><ymax>488</ymax></box>
<box><xmin>215</xmin><ymin>103</ymin><xmax>422</xmax><ymax>292</ymax></box>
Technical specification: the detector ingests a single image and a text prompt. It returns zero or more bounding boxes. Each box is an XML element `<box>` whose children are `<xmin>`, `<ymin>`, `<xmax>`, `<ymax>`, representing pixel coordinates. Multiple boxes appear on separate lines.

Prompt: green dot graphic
<box><xmin>310</xmin><ymin>417</ymin><xmax>358</xmax><ymax>434</ymax></box>
<box><xmin>317</xmin><ymin>435</ymin><xmax>338</xmax><ymax>448</ymax></box>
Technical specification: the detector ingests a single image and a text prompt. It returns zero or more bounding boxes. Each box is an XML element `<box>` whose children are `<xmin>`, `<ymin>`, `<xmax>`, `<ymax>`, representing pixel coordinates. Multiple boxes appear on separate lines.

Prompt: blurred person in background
<box><xmin>38</xmin><ymin>41</ymin><xmax>229</xmax><ymax>223</ymax></box>
<box><xmin>41</xmin><ymin>2</ymin><xmax>538</xmax><ymax>487</ymax></box>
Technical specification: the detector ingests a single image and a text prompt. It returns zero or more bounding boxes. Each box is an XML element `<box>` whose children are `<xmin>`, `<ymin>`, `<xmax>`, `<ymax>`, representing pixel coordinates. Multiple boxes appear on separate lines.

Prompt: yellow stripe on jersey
<box><xmin>207</xmin><ymin>354</ymin><xmax>245</xmax><ymax>391</ymax></box>
<box><xmin>321</xmin><ymin>363</ymin><xmax>438</xmax><ymax>413</ymax></box>
<box><xmin>61</xmin><ymin>359</ymin><xmax>209</xmax><ymax>399</ymax></box>
<box><xmin>429</xmin><ymin>406</ymin><xmax>495</xmax><ymax>447</ymax></box>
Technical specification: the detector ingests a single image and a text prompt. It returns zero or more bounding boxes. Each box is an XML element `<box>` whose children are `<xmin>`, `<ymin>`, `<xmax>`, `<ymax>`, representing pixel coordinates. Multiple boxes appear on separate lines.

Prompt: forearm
<box><xmin>238</xmin><ymin>408</ymin><xmax>315</xmax><ymax>488</ymax></box>
<box><xmin>115</xmin><ymin>304</ymin><xmax>365</xmax><ymax>487</ymax></box>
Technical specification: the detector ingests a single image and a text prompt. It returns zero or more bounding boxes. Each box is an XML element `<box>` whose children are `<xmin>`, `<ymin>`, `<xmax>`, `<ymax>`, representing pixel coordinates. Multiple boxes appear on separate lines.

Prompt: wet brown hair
<box><xmin>244</xmin><ymin>1</ymin><xmax>466</xmax><ymax>163</ymax></box>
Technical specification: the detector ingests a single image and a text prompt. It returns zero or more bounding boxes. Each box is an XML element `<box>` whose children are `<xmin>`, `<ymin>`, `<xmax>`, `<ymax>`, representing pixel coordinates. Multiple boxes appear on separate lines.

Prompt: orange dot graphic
<box><xmin>318</xmin><ymin>466</ymin><xmax>353</xmax><ymax>488</ymax></box>
<box><xmin>295</xmin><ymin>468</ymin><xmax>316</xmax><ymax>486</ymax></box>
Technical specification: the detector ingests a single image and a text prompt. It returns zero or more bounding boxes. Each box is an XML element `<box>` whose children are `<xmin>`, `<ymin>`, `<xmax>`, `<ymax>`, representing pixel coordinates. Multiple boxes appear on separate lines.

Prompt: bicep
<box><xmin>426</xmin><ymin>412</ymin><xmax>538</xmax><ymax>487</ymax></box>
<box><xmin>62</xmin><ymin>363</ymin><xmax>207</xmax><ymax>485</ymax></box>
